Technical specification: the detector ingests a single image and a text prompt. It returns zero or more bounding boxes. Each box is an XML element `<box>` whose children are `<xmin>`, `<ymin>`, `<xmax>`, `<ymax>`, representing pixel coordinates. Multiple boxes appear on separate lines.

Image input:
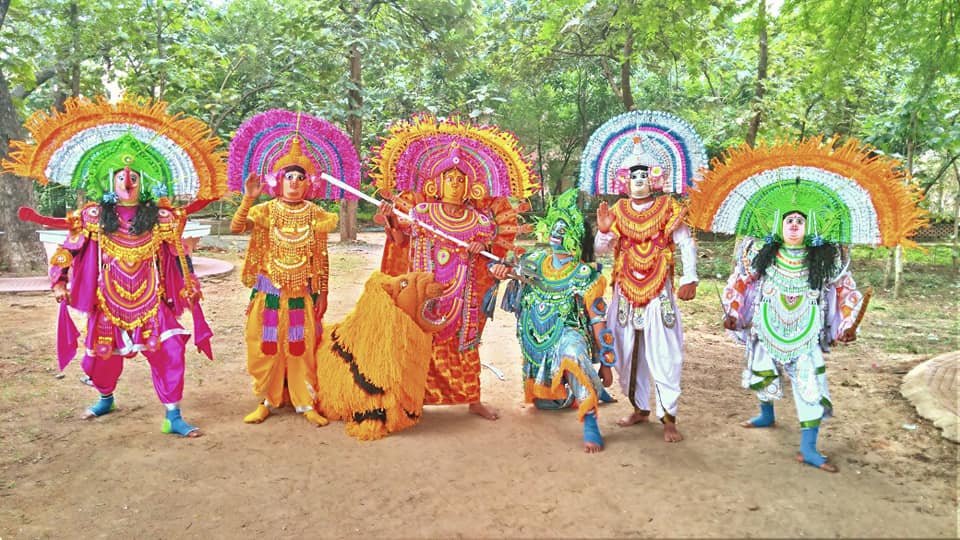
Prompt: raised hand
<box><xmin>244</xmin><ymin>172</ymin><xmax>262</xmax><ymax>200</ymax></box>
<box><xmin>596</xmin><ymin>201</ymin><xmax>613</xmax><ymax>234</ymax></box>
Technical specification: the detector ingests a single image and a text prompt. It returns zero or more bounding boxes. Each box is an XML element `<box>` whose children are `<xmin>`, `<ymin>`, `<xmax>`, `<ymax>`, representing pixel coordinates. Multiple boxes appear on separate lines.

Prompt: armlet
<box><xmin>50</xmin><ymin>247</ymin><xmax>73</xmax><ymax>268</ymax></box>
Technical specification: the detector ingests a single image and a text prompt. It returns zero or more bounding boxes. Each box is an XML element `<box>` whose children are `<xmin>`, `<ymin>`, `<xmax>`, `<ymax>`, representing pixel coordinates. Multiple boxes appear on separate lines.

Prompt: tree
<box><xmin>744</xmin><ymin>0</ymin><xmax>767</xmax><ymax>147</ymax></box>
<box><xmin>0</xmin><ymin>0</ymin><xmax>49</xmax><ymax>273</ymax></box>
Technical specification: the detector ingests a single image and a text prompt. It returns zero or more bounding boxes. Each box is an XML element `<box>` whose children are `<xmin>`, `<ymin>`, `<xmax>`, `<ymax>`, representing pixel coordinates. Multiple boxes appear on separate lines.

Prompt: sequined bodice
<box><xmin>410</xmin><ymin>202</ymin><xmax>494</xmax><ymax>348</ymax></box>
<box><xmin>755</xmin><ymin>248</ymin><xmax>823</xmax><ymax>360</ymax></box>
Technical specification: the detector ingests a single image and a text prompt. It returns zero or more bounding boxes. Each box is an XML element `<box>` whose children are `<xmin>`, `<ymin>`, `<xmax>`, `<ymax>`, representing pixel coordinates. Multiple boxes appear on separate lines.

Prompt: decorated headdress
<box><xmin>579</xmin><ymin>110</ymin><xmax>707</xmax><ymax>197</ymax></box>
<box><xmin>369</xmin><ymin>112</ymin><xmax>539</xmax><ymax>200</ymax></box>
<box><xmin>536</xmin><ymin>188</ymin><xmax>585</xmax><ymax>257</ymax></box>
<box><xmin>687</xmin><ymin>136</ymin><xmax>927</xmax><ymax>247</ymax></box>
<box><xmin>1</xmin><ymin>95</ymin><xmax>227</xmax><ymax>203</ymax></box>
<box><xmin>228</xmin><ymin>109</ymin><xmax>360</xmax><ymax>200</ymax></box>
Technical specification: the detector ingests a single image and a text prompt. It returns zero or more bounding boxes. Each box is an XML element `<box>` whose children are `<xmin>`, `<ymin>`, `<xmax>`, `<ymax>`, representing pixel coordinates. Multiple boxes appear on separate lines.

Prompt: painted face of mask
<box><xmin>114</xmin><ymin>168</ymin><xmax>141</xmax><ymax>205</ymax></box>
<box><xmin>281</xmin><ymin>170</ymin><xmax>309</xmax><ymax>202</ymax></box>
<box><xmin>782</xmin><ymin>212</ymin><xmax>807</xmax><ymax>246</ymax></box>
<box><xmin>439</xmin><ymin>169</ymin><xmax>468</xmax><ymax>204</ymax></box>
<box><xmin>629</xmin><ymin>166</ymin><xmax>651</xmax><ymax>199</ymax></box>
<box><xmin>549</xmin><ymin>219</ymin><xmax>569</xmax><ymax>252</ymax></box>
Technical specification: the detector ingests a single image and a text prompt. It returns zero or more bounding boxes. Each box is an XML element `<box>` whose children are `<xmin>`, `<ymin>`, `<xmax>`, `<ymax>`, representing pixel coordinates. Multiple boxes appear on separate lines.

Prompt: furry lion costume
<box><xmin>314</xmin><ymin>271</ymin><xmax>444</xmax><ymax>440</ymax></box>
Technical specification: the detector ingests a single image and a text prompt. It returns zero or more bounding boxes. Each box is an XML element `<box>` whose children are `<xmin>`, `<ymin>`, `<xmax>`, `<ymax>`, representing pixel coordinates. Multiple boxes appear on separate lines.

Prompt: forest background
<box><xmin>0</xmin><ymin>4</ymin><xmax>958</xmax><ymax>537</ymax></box>
<box><xmin>0</xmin><ymin>0</ymin><xmax>957</xmax><ymax>274</ymax></box>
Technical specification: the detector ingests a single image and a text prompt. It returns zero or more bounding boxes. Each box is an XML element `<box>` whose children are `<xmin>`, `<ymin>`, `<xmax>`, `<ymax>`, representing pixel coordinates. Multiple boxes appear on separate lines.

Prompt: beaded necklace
<box><xmin>266</xmin><ymin>199</ymin><xmax>315</xmax><ymax>292</ymax></box>
<box><xmin>95</xmin><ymin>225</ymin><xmax>162</xmax><ymax>331</ymax></box>
<box><xmin>755</xmin><ymin>247</ymin><xmax>822</xmax><ymax>361</ymax></box>
<box><xmin>417</xmin><ymin>202</ymin><xmax>490</xmax><ymax>242</ymax></box>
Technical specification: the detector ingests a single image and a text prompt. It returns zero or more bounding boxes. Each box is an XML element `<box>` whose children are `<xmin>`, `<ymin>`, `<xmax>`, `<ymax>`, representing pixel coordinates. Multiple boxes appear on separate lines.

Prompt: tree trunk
<box><xmin>893</xmin><ymin>244</ymin><xmax>903</xmax><ymax>299</ymax></box>
<box><xmin>952</xmin><ymin>163</ymin><xmax>959</xmax><ymax>271</ymax></box>
<box><xmin>745</xmin><ymin>0</ymin><xmax>768</xmax><ymax>147</ymax></box>
<box><xmin>70</xmin><ymin>0</ymin><xmax>80</xmax><ymax>97</ymax></box>
<box><xmin>0</xmin><ymin>68</ymin><xmax>47</xmax><ymax>273</ymax></box>
<box><xmin>882</xmin><ymin>247</ymin><xmax>894</xmax><ymax>289</ymax></box>
<box><xmin>153</xmin><ymin>1</ymin><xmax>166</xmax><ymax>100</ymax></box>
<box><xmin>620</xmin><ymin>25</ymin><xmax>634</xmax><ymax>111</ymax></box>
<box><xmin>340</xmin><ymin>39</ymin><xmax>361</xmax><ymax>243</ymax></box>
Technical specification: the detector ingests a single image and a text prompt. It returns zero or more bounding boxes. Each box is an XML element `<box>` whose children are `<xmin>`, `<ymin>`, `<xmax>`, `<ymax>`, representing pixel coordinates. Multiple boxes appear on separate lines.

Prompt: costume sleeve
<box><xmin>158</xmin><ymin>215</ymin><xmax>214</xmax><ymax>359</ymax></box>
<box><xmin>247</xmin><ymin>202</ymin><xmax>270</xmax><ymax>229</ymax></box>
<box><xmin>722</xmin><ymin>238</ymin><xmax>759</xmax><ymax>325</ymax></box>
<box><xmin>313</xmin><ymin>207</ymin><xmax>339</xmax><ymax>234</ymax></box>
<box><xmin>472</xmin><ymin>214</ymin><xmax>498</xmax><ymax>308</ymax></box>
<box><xmin>58</xmin><ymin>207</ymin><xmax>102</xmax><ymax>313</ymax></box>
<box><xmin>230</xmin><ymin>195</ymin><xmax>258</xmax><ymax>233</ymax></box>
<box><xmin>158</xmin><ymin>210</ymin><xmax>196</xmax><ymax>316</ymax></box>
<box><xmin>673</xmin><ymin>223</ymin><xmax>698</xmax><ymax>286</ymax></box>
<box><xmin>594</xmin><ymin>230</ymin><xmax>616</xmax><ymax>256</ymax></box>
<box><xmin>581</xmin><ymin>269</ymin><xmax>614</xmax><ymax>365</ymax></box>
<box><xmin>48</xmin><ymin>209</ymin><xmax>89</xmax><ymax>287</ymax></box>
<box><xmin>827</xmin><ymin>271</ymin><xmax>864</xmax><ymax>339</ymax></box>
<box><xmin>582</xmin><ymin>271</ymin><xmax>607</xmax><ymax>314</ymax></box>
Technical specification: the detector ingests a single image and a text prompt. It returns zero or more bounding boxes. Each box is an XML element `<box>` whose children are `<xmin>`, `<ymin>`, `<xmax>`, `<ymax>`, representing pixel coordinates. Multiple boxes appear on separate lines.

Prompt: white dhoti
<box><xmin>608</xmin><ymin>281</ymin><xmax>684</xmax><ymax>421</ymax></box>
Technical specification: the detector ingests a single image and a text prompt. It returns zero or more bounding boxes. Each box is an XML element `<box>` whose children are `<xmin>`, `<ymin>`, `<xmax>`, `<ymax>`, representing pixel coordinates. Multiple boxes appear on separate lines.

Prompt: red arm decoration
<box><xmin>181</xmin><ymin>199</ymin><xmax>215</xmax><ymax>216</ymax></box>
<box><xmin>18</xmin><ymin>207</ymin><xmax>70</xmax><ymax>229</ymax></box>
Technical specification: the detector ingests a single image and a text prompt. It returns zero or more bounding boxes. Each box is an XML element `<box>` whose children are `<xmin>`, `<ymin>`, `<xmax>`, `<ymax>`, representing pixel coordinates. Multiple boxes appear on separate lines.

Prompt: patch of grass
<box><xmin>853</xmin><ymin>244</ymin><xmax>958</xmax><ymax>266</ymax></box>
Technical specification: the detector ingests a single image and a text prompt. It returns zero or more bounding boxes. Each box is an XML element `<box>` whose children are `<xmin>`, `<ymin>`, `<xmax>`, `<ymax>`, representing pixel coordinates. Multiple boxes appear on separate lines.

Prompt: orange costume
<box><xmin>370</xmin><ymin>114</ymin><xmax>538</xmax><ymax>409</ymax></box>
<box><xmin>234</xmin><ymin>198</ymin><xmax>337</xmax><ymax>413</ymax></box>
<box><xmin>227</xmin><ymin>110</ymin><xmax>361</xmax><ymax>425</ymax></box>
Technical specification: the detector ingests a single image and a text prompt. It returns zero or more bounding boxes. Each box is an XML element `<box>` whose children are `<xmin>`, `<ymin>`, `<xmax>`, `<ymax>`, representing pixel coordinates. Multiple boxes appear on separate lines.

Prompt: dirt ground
<box><xmin>0</xmin><ymin>232</ymin><xmax>957</xmax><ymax>539</ymax></box>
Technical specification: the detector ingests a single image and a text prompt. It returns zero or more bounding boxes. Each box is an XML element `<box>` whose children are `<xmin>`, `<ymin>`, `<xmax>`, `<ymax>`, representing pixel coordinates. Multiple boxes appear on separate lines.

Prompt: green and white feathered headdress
<box><xmin>2</xmin><ymin>95</ymin><xmax>227</xmax><ymax>204</ymax></box>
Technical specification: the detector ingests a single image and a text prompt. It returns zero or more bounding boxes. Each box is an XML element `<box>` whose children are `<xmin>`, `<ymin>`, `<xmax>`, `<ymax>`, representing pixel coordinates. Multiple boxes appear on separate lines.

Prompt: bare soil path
<box><xmin>1</xmin><ymin>233</ymin><xmax>956</xmax><ymax>538</ymax></box>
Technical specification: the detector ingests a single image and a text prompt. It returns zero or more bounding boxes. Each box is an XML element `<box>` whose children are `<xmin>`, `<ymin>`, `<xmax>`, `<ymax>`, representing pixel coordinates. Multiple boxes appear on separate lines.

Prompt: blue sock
<box><xmin>799</xmin><ymin>426</ymin><xmax>827</xmax><ymax>467</ymax></box>
<box><xmin>583</xmin><ymin>413</ymin><xmax>603</xmax><ymax>448</ymax></box>
<box><xmin>599</xmin><ymin>388</ymin><xmax>615</xmax><ymax>403</ymax></box>
<box><xmin>161</xmin><ymin>408</ymin><xmax>199</xmax><ymax>436</ymax></box>
<box><xmin>746</xmin><ymin>401</ymin><xmax>775</xmax><ymax>427</ymax></box>
<box><xmin>87</xmin><ymin>393</ymin><xmax>115</xmax><ymax>417</ymax></box>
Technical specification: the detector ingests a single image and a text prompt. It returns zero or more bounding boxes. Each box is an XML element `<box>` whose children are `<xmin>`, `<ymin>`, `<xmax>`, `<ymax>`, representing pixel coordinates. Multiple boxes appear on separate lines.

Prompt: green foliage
<box><xmin>1</xmin><ymin>0</ymin><xmax>957</xmax><ymax>216</ymax></box>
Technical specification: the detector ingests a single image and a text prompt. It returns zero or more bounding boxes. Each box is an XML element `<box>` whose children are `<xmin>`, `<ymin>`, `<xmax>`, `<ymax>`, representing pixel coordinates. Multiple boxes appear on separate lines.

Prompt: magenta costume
<box><xmin>3</xmin><ymin>95</ymin><xmax>227</xmax><ymax>436</ymax></box>
<box><xmin>52</xmin><ymin>204</ymin><xmax>213</xmax><ymax>404</ymax></box>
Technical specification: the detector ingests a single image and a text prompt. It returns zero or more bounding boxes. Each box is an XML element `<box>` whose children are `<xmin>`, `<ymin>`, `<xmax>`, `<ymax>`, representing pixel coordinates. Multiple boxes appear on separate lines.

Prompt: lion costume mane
<box><xmin>314</xmin><ymin>270</ymin><xmax>442</xmax><ymax>440</ymax></box>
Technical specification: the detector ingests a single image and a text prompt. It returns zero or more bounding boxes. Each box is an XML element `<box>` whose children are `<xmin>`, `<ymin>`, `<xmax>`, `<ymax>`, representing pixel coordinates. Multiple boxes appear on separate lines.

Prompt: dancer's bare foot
<box><xmin>663</xmin><ymin>422</ymin><xmax>683</xmax><ymax>443</ymax></box>
<box><xmin>468</xmin><ymin>401</ymin><xmax>499</xmax><ymax>420</ymax></box>
<box><xmin>617</xmin><ymin>410</ymin><xmax>650</xmax><ymax>427</ymax></box>
<box><xmin>243</xmin><ymin>404</ymin><xmax>271</xmax><ymax>424</ymax></box>
<box><xmin>796</xmin><ymin>452</ymin><xmax>838</xmax><ymax>472</ymax></box>
<box><xmin>584</xmin><ymin>441</ymin><xmax>603</xmax><ymax>453</ymax></box>
<box><xmin>739</xmin><ymin>419</ymin><xmax>776</xmax><ymax>428</ymax></box>
<box><xmin>184</xmin><ymin>429</ymin><xmax>202</xmax><ymax>438</ymax></box>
